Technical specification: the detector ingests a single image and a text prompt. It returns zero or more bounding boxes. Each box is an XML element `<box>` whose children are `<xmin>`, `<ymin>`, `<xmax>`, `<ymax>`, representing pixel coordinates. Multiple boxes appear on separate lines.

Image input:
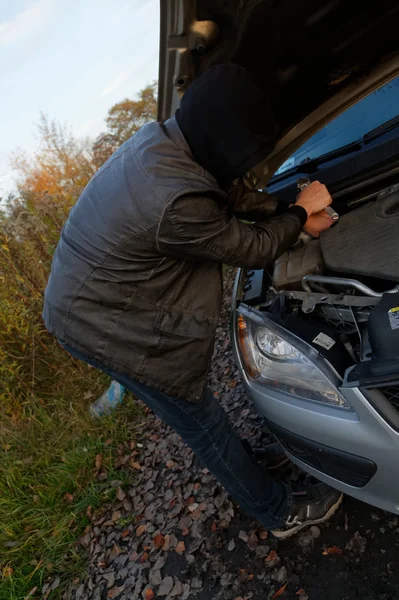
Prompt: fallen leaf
<box><xmin>296</xmin><ymin>589</ymin><xmax>306</xmax><ymax>596</ymax></box>
<box><xmin>238</xmin><ymin>569</ymin><xmax>249</xmax><ymax>583</ymax></box>
<box><xmin>130</xmin><ymin>461</ymin><xmax>141</xmax><ymax>470</ymax></box>
<box><xmin>322</xmin><ymin>546</ymin><xmax>343</xmax><ymax>556</ymax></box>
<box><xmin>211</xmin><ymin>521</ymin><xmax>217</xmax><ymax>533</ymax></box>
<box><xmin>112</xmin><ymin>510</ymin><xmax>121</xmax><ymax>522</ymax></box>
<box><xmin>107</xmin><ymin>588</ymin><xmax>122</xmax><ymax>599</ymax></box>
<box><xmin>104</xmin><ymin>438</ymin><xmax>113</xmax><ymax>446</ymax></box>
<box><xmin>162</xmin><ymin>534</ymin><xmax>171</xmax><ymax>551</ymax></box>
<box><xmin>145</xmin><ymin>589</ymin><xmax>155</xmax><ymax>600</ymax></box>
<box><xmin>2</xmin><ymin>566</ymin><xmax>13</xmax><ymax>577</ymax></box>
<box><xmin>175</xmin><ymin>541</ymin><xmax>185</xmax><ymax>554</ymax></box>
<box><xmin>165</xmin><ymin>460</ymin><xmax>175</xmax><ymax>468</ymax></box>
<box><xmin>140</xmin><ymin>552</ymin><xmax>149</xmax><ymax>563</ymax></box>
<box><xmin>272</xmin><ymin>583</ymin><xmax>287</xmax><ymax>599</ymax></box>
<box><xmin>266</xmin><ymin>550</ymin><xmax>278</xmax><ymax>562</ymax></box>
<box><xmin>153</xmin><ymin>533</ymin><xmax>165</xmax><ymax>549</ymax></box>
<box><xmin>121</xmin><ymin>529</ymin><xmax>130</xmax><ymax>539</ymax></box>
<box><xmin>136</xmin><ymin>524</ymin><xmax>147</xmax><ymax>536</ymax></box>
<box><xmin>25</xmin><ymin>586</ymin><xmax>38</xmax><ymax>597</ymax></box>
<box><xmin>247</xmin><ymin>574</ymin><xmax>254</xmax><ymax>581</ymax></box>
<box><xmin>86</xmin><ymin>505</ymin><xmax>93</xmax><ymax>519</ymax></box>
<box><xmin>95</xmin><ymin>453</ymin><xmax>103</xmax><ymax>470</ymax></box>
<box><xmin>64</xmin><ymin>493</ymin><xmax>74</xmax><ymax>504</ymax></box>
<box><xmin>109</xmin><ymin>544</ymin><xmax>121</xmax><ymax>560</ymax></box>
<box><xmin>116</xmin><ymin>486</ymin><xmax>125</xmax><ymax>501</ymax></box>
<box><xmin>182</xmin><ymin>527</ymin><xmax>189</xmax><ymax>536</ymax></box>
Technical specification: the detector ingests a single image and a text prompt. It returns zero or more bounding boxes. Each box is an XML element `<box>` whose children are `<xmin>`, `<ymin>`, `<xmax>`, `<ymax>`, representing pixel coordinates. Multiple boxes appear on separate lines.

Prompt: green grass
<box><xmin>0</xmin><ymin>369</ymin><xmax>144</xmax><ymax>600</ymax></box>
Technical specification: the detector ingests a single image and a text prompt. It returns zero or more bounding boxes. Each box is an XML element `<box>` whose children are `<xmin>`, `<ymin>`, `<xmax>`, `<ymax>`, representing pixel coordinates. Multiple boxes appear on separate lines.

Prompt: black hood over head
<box><xmin>175</xmin><ymin>63</ymin><xmax>278</xmax><ymax>187</ymax></box>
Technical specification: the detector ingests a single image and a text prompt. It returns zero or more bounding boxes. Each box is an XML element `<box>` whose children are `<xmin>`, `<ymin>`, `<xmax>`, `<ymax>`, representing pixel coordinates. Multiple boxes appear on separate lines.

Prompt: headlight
<box><xmin>237</xmin><ymin>313</ymin><xmax>350</xmax><ymax>409</ymax></box>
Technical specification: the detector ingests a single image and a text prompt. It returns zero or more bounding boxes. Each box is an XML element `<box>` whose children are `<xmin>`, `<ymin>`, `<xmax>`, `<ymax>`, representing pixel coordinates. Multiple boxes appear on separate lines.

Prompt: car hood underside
<box><xmin>158</xmin><ymin>0</ymin><xmax>399</xmax><ymax>184</ymax></box>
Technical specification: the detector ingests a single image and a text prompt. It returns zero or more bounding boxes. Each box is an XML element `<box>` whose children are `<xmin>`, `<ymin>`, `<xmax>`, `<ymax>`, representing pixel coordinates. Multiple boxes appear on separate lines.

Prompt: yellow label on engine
<box><xmin>389</xmin><ymin>307</ymin><xmax>399</xmax><ymax>313</ymax></box>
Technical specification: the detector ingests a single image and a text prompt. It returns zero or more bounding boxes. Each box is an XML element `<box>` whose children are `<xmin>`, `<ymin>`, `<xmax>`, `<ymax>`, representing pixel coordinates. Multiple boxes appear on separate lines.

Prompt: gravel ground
<box><xmin>57</xmin><ymin>270</ymin><xmax>399</xmax><ymax>600</ymax></box>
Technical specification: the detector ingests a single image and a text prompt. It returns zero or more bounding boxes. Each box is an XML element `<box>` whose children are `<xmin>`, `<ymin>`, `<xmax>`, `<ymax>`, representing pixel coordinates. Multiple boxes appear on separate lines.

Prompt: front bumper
<box><xmin>231</xmin><ymin>284</ymin><xmax>399</xmax><ymax>514</ymax></box>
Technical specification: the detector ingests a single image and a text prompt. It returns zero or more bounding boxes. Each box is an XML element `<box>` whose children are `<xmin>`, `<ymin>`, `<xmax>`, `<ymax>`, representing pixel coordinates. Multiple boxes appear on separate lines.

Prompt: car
<box><xmin>158</xmin><ymin>0</ymin><xmax>399</xmax><ymax>514</ymax></box>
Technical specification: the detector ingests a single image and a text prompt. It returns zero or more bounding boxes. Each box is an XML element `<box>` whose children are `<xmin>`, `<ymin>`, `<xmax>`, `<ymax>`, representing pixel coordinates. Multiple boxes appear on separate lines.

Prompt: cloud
<box><xmin>0</xmin><ymin>0</ymin><xmax>54</xmax><ymax>46</ymax></box>
<box><xmin>98</xmin><ymin>68</ymin><xmax>135</xmax><ymax>100</ymax></box>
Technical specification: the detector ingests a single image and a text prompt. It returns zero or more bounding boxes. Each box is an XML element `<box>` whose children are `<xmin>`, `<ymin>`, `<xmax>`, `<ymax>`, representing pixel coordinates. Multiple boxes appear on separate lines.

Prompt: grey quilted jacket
<box><xmin>43</xmin><ymin>117</ymin><xmax>304</xmax><ymax>401</ymax></box>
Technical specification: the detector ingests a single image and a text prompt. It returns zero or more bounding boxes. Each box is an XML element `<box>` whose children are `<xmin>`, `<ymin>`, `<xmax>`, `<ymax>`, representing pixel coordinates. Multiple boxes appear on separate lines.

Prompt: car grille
<box><xmin>379</xmin><ymin>386</ymin><xmax>399</xmax><ymax>412</ymax></box>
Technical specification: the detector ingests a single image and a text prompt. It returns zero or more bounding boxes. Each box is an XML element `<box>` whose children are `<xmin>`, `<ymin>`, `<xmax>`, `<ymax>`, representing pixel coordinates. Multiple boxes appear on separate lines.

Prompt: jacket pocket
<box><xmin>156</xmin><ymin>307</ymin><xmax>213</xmax><ymax>340</ymax></box>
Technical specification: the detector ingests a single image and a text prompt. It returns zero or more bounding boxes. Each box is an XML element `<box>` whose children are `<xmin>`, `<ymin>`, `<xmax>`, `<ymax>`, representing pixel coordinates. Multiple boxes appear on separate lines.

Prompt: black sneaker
<box><xmin>272</xmin><ymin>482</ymin><xmax>343</xmax><ymax>539</ymax></box>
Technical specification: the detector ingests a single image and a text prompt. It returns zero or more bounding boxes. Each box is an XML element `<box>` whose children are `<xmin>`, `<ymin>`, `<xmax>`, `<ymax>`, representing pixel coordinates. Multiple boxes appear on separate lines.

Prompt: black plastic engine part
<box><xmin>344</xmin><ymin>292</ymin><xmax>399</xmax><ymax>388</ymax></box>
<box><xmin>279</xmin><ymin>312</ymin><xmax>351</xmax><ymax>375</ymax></box>
<box><xmin>321</xmin><ymin>189</ymin><xmax>399</xmax><ymax>281</ymax></box>
<box><xmin>368</xmin><ymin>291</ymin><xmax>399</xmax><ymax>359</ymax></box>
<box><xmin>242</xmin><ymin>269</ymin><xmax>267</xmax><ymax>305</ymax></box>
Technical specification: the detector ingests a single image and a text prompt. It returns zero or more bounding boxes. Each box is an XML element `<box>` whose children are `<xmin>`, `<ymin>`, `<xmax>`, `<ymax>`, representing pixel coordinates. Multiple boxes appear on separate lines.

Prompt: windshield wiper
<box><xmin>363</xmin><ymin>115</ymin><xmax>399</xmax><ymax>142</ymax></box>
<box><xmin>270</xmin><ymin>140</ymin><xmax>362</xmax><ymax>181</ymax></box>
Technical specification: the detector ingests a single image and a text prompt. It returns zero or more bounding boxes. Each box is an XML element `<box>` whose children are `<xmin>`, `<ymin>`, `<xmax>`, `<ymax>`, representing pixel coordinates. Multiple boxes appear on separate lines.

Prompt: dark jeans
<box><xmin>62</xmin><ymin>343</ymin><xmax>291</xmax><ymax>529</ymax></box>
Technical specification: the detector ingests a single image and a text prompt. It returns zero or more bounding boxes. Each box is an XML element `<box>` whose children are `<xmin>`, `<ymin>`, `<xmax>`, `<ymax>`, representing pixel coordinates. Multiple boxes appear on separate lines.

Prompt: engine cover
<box><xmin>273</xmin><ymin>239</ymin><xmax>323</xmax><ymax>289</ymax></box>
<box><xmin>321</xmin><ymin>189</ymin><xmax>399</xmax><ymax>281</ymax></box>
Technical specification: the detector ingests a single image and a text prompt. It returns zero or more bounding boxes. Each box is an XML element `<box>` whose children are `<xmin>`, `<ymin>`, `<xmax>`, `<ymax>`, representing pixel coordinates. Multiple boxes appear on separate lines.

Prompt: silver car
<box><xmin>159</xmin><ymin>0</ymin><xmax>399</xmax><ymax>513</ymax></box>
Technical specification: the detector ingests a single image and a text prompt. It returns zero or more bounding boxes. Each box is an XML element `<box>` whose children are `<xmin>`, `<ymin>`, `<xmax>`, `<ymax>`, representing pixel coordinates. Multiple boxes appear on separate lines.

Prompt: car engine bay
<box><xmin>242</xmin><ymin>183</ymin><xmax>399</xmax><ymax>385</ymax></box>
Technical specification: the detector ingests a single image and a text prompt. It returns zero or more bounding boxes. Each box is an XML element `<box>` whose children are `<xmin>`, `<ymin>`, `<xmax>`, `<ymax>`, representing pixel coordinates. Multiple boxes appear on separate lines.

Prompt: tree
<box><xmin>93</xmin><ymin>82</ymin><xmax>157</xmax><ymax>166</ymax></box>
<box><xmin>10</xmin><ymin>82</ymin><xmax>158</xmax><ymax>202</ymax></box>
<box><xmin>10</xmin><ymin>114</ymin><xmax>96</xmax><ymax>208</ymax></box>
<box><xmin>106</xmin><ymin>82</ymin><xmax>157</xmax><ymax>143</ymax></box>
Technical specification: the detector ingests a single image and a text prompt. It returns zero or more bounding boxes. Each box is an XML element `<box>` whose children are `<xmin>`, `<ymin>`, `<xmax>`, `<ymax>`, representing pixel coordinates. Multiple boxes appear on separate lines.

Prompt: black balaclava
<box><xmin>175</xmin><ymin>63</ymin><xmax>278</xmax><ymax>187</ymax></box>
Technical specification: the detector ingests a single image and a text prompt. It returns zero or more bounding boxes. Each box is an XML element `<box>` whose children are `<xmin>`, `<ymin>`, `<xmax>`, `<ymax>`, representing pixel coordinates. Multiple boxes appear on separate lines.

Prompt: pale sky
<box><xmin>0</xmin><ymin>0</ymin><xmax>160</xmax><ymax>195</ymax></box>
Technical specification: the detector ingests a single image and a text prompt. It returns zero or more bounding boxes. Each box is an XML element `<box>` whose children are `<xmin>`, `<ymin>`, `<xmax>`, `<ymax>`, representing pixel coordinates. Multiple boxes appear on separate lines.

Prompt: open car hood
<box><xmin>158</xmin><ymin>0</ymin><xmax>399</xmax><ymax>186</ymax></box>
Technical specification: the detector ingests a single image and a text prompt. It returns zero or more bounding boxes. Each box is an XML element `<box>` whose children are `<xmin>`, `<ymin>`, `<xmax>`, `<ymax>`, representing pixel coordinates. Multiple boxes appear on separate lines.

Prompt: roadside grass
<box><xmin>0</xmin><ymin>362</ymin><xmax>144</xmax><ymax>600</ymax></box>
<box><xmin>0</xmin><ymin>200</ymin><xmax>145</xmax><ymax>600</ymax></box>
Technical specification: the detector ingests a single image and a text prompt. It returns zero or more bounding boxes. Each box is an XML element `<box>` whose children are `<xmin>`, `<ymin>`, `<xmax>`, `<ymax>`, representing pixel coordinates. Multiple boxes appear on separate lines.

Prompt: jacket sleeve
<box><xmin>226</xmin><ymin>179</ymin><xmax>281</xmax><ymax>222</ymax></box>
<box><xmin>156</xmin><ymin>192</ymin><xmax>307</xmax><ymax>269</ymax></box>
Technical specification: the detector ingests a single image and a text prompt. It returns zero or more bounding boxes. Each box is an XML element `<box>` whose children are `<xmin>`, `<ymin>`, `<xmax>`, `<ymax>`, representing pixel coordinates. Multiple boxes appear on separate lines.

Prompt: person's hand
<box><xmin>303</xmin><ymin>210</ymin><xmax>335</xmax><ymax>238</ymax></box>
<box><xmin>296</xmin><ymin>181</ymin><xmax>332</xmax><ymax>217</ymax></box>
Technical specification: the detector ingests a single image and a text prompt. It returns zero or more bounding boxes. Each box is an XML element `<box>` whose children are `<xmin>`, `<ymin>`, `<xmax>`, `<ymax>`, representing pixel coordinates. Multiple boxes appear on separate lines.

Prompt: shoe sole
<box><xmin>272</xmin><ymin>493</ymin><xmax>344</xmax><ymax>539</ymax></box>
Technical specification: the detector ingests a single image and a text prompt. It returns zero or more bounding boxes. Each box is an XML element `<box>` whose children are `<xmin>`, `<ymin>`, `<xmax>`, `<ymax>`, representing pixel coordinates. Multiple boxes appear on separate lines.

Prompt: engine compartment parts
<box><xmin>321</xmin><ymin>189</ymin><xmax>399</xmax><ymax>281</ymax></box>
<box><xmin>368</xmin><ymin>292</ymin><xmax>399</xmax><ymax>360</ymax></box>
<box><xmin>273</xmin><ymin>240</ymin><xmax>324</xmax><ymax>289</ymax></box>
<box><xmin>277</xmin><ymin>312</ymin><xmax>351</xmax><ymax>375</ymax></box>
<box><xmin>239</xmin><ymin>177</ymin><xmax>399</xmax><ymax>390</ymax></box>
<box><xmin>301</xmin><ymin>275</ymin><xmax>399</xmax><ymax>298</ymax></box>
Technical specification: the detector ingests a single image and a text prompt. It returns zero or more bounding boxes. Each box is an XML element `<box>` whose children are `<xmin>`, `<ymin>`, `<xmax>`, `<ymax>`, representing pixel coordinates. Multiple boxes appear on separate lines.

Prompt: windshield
<box><xmin>275</xmin><ymin>75</ymin><xmax>399</xmax><ymax>176</ymax></box>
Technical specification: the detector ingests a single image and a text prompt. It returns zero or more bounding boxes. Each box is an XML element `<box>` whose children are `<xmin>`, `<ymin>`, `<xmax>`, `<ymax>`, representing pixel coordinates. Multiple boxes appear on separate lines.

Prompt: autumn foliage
<box><xmin>0</xmin><ymin>82</ymin><xmax>157</xmax><ymax>417</ymax></box>
<box><xmin>0</xmin><ymin>83</ymin><xmax>156</xmax><ymax>598</ymax></box>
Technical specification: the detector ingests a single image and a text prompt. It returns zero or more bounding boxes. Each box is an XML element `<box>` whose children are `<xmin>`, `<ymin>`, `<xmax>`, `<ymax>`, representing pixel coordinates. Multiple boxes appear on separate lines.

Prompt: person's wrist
<box><xmin>295</xmin><ymin>200</ymin><xmax>311</xmax><ymax>218</ymax></box>
<box><xmin>288</xmin><ymin>204</ymin><xmax>308</xmax><ymax>228</ymax></box>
